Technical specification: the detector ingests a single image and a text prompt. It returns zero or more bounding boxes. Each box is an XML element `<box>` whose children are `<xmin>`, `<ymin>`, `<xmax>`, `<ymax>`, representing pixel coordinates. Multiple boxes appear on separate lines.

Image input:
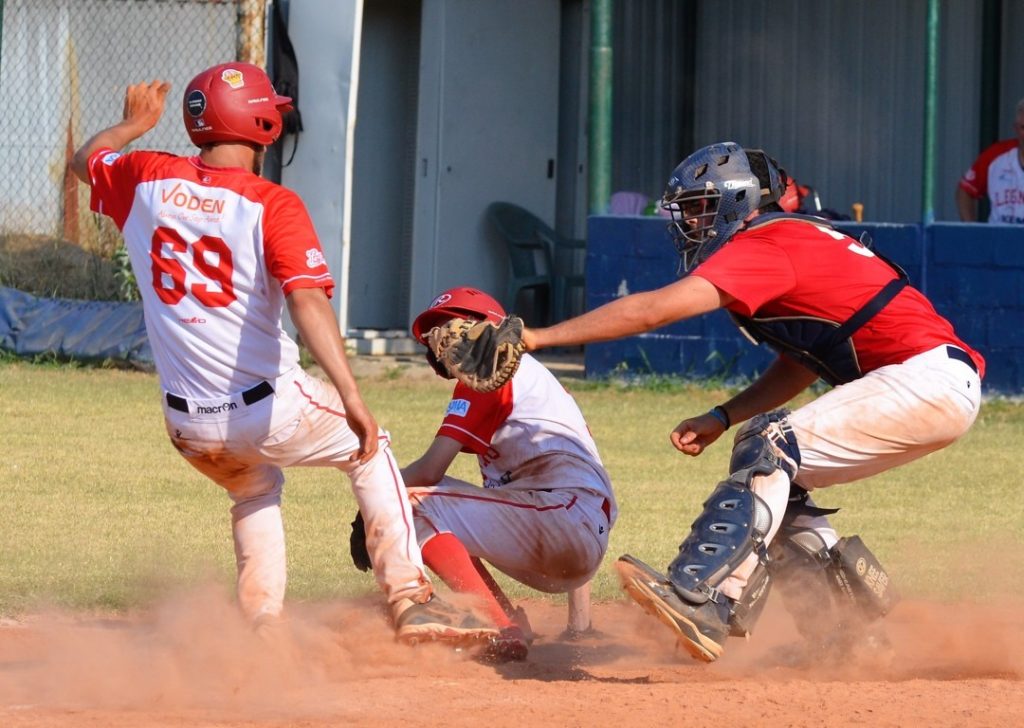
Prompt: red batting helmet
<box><xmin>182</xmin><ymin>62</ymin><xmax>293</xmax><ymax>147</ymax></box>
<box><xmin>411</xmin><ymin>287</ymin><xmax>506</xmax><ymax>342</ymax></box>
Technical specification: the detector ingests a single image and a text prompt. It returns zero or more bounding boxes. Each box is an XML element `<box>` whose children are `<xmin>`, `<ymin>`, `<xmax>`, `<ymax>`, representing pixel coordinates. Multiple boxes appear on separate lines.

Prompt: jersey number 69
<box><xmin>150</xmin><ymin>226</ymin><xmax>236</xmax><ymax>307</ymax></box>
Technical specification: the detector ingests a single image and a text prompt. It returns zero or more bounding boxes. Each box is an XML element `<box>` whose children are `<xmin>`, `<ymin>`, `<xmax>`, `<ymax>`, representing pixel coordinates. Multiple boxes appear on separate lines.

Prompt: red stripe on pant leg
<box><xmin>381</xmin><ymin>442</ymin><xmax>429</xmax><ymax>584</ymax></box>
<box><xmin>293</xmin><ymin>380</ymin><xmax>348</xmax><ymax>418</ymax></box>
<box><xmin>413</xmin><ymin>490</ymin><xmax>578</xmax><ymax>513</ymax></box>
<box><xmin>409</xmin><ymin>493</ymin><xmax>442</xmax><ymax>537</ymax></box>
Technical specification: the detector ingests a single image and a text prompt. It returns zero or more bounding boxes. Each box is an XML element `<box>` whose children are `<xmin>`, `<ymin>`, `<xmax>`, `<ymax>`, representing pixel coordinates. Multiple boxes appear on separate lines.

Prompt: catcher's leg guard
<box><xmin>667</xmin><ymin>476</ymin><xmax>774</xmax><ymax>603</ymax></box>
<box><xmin>728</xmin><ymin>409</ymin><xmax>801</xmax><ymax>481</ymax></box>
<box><xmin>617</xmin><ymin>411</ymin><xmax>800</xmax><ymax>660</ymax></box>
<box><xmin>616</xmin><ymin>472</ymin><xmax>774</xmax><ymax>662</ymax></box>
<box><xmin>769</xmin><ymin>524</ymin><xmax>899</xmax><ymax>657</ymax></box>
<box><xmin>728</xmin><ymin>559</ymin><xmax>772</xmax><ymax>637</ymax></box>
<box><xmin>668</xmin><ymin>410</ymin><xmax>799</xmax><ymax>605</ymax></box>
<box><xmin>767</xmin><ymin>526</ymin><xmax>836</xmax><ymax>643</ymax></box>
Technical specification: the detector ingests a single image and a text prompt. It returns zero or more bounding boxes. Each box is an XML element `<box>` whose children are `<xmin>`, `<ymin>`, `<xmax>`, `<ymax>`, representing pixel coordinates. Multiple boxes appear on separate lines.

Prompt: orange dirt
<box><xmin>0</xmin><ymin>587</ymin><xmax>1021</xmax><ymax>727</ymax></box>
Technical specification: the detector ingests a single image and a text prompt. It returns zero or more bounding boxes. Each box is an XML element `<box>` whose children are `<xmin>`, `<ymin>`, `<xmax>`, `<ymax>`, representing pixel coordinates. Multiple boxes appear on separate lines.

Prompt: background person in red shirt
<box><xmin>957</xmin><ymin>98</ymin><xmax>1024</xmax><ymax>223</ymax></box>
<box><xmin>521</xmin><ymin>142</ymin><xmax>983</xmax><ymax>663</ymax></box>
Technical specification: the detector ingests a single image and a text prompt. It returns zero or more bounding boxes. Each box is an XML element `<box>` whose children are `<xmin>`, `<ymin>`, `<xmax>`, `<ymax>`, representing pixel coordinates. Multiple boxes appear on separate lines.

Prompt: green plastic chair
<box><xmin>486</xmin><ymin>202</ymin><xmax>585</xmax><ymax>323</ymax></box>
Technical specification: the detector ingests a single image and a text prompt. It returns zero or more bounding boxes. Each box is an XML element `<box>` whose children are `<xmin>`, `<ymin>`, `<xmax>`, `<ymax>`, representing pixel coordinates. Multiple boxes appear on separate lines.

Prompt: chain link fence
<box><xmin>0</xmin><ymin>0</ymin><xmax>267</xmax><ymax>299</ymax></box>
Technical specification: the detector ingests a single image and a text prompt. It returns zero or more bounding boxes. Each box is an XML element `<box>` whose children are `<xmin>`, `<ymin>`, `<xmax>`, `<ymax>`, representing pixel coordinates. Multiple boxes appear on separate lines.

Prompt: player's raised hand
<box><xmin>122</xmin><ymin>80</ymin><xmax>171</xmax><ymax>134</ymax></box>
<box><xmin>345</xmin><ymin>398</ymin><xmax>380</xmax><ymax>464</ymax></box>
<box><xmin>670</xmin><ymin>412</ymin><xmax>726</xmax><ymax>457</ymax></box>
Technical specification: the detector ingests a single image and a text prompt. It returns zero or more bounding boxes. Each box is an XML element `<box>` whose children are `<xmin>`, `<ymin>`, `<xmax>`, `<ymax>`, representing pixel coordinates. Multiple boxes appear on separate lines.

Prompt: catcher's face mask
<box><xmin>661</xmin><ymin>142</ymin><xmax>784</xmax><ymax>274</ymax></box>
<box><xmin>663</xmin><ymin>185</ymin><xmax>722</xmax><ymax>272</ymax></box>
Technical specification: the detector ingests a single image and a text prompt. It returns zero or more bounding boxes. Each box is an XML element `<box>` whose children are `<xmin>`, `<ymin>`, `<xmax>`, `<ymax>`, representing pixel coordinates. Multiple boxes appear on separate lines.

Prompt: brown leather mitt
<box><xmin>426</xmin><ymin>316</ymin><xmax>526</xmax><ymax>393</ymax></box>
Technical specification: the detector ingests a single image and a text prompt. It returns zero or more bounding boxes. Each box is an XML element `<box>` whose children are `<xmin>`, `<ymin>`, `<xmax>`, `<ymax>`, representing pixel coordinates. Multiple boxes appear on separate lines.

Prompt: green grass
<box><xmin>1</xmin><ymin>360</ymin><xmax>1022</xmax><ymax>616</ymax></box>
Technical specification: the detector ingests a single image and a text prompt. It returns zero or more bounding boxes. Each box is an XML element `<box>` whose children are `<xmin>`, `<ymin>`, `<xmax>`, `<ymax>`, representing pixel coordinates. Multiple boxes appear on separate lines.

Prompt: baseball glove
<box><xmin>426</xmin><ymin>316</ymin><xmax>525</xmax><ymax>393</ymax></box>
<box><xmin>349</xmin><ymin>511</ymin><xmax>372</xmax><ymax>572</ymax></box>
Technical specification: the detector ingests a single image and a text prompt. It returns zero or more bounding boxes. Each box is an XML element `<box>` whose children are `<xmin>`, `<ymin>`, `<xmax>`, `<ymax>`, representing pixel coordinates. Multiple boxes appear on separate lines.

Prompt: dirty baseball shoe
<box><xmin>479</xmin><ymin>625</ymin><xmax>530</xmax><ymax>663</ymax></box>
<box><xmin>393</xmin><ymin>594</ymin><xmax>499</xmax><ymax>648</ymax></box>
<box><xmin>615</xmin><ymin>554</ymin><xmax>730</xmax><ymax>662</ymax></box>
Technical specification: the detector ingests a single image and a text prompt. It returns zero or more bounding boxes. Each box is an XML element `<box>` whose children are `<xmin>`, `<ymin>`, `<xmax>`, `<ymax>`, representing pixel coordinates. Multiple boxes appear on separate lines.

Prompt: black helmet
<box><xmin>661</xmin><ymin>142</ymin><xmax>786</xmax><ymax>272</ymax></box>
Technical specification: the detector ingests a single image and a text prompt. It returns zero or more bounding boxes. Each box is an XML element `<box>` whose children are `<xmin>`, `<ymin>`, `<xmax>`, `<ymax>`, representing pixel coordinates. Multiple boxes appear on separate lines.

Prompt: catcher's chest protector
<box><xmin>729</xmin><ymin>215</ymin><xmax>908</xmax><ymax>386</ymax></box>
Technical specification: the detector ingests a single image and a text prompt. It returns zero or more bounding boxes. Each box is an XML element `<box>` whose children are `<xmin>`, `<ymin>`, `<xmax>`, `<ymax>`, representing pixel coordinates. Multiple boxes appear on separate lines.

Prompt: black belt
<box><xmin>945</xmin><ymin>346</ymin><xmax>978</xmax><ymax>374</ymax></box>
<box><xmin>166</xmin><ymin>380</ymin><xmax>274</xmax><ymax>413</ymax></box>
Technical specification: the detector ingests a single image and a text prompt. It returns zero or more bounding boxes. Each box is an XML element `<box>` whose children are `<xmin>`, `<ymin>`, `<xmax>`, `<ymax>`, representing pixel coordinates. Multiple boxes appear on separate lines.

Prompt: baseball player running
<box><xmin>69</xmin><ymin>64</ymin><xmax>497</xmax><ymax>648</ymax></box>
<box><xmin>518</xmin><ymin>142</ymin><xmax>983</xmax><ymax>662</ymax></box>
<box><xmin>402</xmin><ymin>287</ymin><xmax>617</xmax><ymax>660</ymax></box>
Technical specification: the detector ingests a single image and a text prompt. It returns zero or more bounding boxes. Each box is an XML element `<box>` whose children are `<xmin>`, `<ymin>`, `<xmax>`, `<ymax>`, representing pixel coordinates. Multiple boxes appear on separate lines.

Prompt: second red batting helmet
<box><xmin>411</xmin><ymin>287</ymin><xmax>506</xmax><ymax>342</ymax></box>
<box><xmin>183</xmin><ymin>62</ymin><xmax>293</xmax><ymax>147</ymax></box>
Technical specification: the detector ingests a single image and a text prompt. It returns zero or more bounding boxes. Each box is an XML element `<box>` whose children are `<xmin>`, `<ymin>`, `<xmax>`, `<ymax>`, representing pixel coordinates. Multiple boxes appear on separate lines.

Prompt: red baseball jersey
<box><xmin>693</xmin><ymin>218</ymin><xmax>985</xmax><ymax>377</ymax></box>
<box><xmin>86</xmin><ymin>148</ymin><xmax>333</xmax><ymax>398</ymax></box>
<box><xmin>436</xmin><ymin>355</ymin><xmax>612</xmax><ymax>496</ymax></box>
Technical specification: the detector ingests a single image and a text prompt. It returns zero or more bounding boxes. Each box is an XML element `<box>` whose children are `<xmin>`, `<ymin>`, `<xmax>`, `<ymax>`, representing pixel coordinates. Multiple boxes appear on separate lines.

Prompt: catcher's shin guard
<box><xmin>767</xmin><ymin>527</ymin><xmax>836</xmax><ymax>643</ymax></box>
<box><xmin>666</xmin><ymin>474</ymin><xmax>774</xmax><ymax>605</ymax></box>
<box><xmin>769</xmin><ymin>527</ymin><xmax>899</xmax><ymax>653</ymax></box>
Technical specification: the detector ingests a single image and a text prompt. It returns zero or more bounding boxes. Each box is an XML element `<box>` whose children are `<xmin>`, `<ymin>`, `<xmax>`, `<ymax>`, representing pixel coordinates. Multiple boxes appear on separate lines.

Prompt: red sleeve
<box><xmin>436</xmin><ymin>382</ymin><xmax>514</xmax><ymax>454</ymax></box>
<box><xmin>691</xmin><ymin>233</ymin><xmax>797</xmax><ymax>316</ymax></box>
<box><xmin>262</xmin><ymin>188</ymin><xmax>334</xmax><ymax>297</ymax></box>
<box><xmin>959</xmin><ymin>139</ymin><xmax>1017</xmax><ymax>198</ymax></box>
<box><xmin>86</xmin><ymin>148</ymin><xmax>145</xmax><ymax>229</ymax></box>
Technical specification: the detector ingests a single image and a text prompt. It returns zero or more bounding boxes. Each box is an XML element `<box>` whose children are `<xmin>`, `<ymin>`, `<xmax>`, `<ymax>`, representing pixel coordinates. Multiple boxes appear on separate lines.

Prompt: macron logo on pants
<box><xmin>196</xmin><ymin>401</ymin><xmax>238</xmax><ymax>414</ymax></box>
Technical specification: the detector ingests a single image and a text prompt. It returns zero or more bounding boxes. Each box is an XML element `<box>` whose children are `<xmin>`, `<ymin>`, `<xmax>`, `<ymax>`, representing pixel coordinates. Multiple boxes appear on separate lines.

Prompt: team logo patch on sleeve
<box><xmin>446</xmin><ymin>399</ymin><xmax>471</xmax><ymax>417</ymax></box>
<box><xmin>101</xmin><ymin>152</ymin><xmax>121</xmax><ymax>166</ymax></box>
<box><xmin>305</xmin><ymin>248</ymin><xmax>326</xmax><ymax>268</ymax></box>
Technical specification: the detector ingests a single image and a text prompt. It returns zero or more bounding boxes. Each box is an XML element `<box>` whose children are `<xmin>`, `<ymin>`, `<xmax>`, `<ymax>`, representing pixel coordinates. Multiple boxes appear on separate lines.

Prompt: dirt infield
<box><xmin>1</xmin><ymin>587</ymin><xmax>1020</xmax><ymax>728</ymax></box>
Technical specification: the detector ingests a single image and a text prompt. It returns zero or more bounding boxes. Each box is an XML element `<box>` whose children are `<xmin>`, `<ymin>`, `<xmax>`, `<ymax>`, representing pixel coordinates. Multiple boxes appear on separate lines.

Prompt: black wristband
<box><xmin>709</xmin><ymin>405</ymin><xmax>732</xmax><ymax>429</ymax></box>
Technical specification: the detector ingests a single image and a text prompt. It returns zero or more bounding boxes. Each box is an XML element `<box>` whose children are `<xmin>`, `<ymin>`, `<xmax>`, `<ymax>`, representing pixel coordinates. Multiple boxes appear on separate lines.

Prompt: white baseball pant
<box><xmin>721</xmin><ymin>344</ymin><xmax>982</xmax><ymax>598</ymax></box>
<box><xmin>162</xmin><ymin>367</ymin><xmax>430</xmax><ymax>622</ymax></box>
<box><xmin>407</xmin><ymin>456</ymin><xmax>614</xmax><ymax>594</ymax></box>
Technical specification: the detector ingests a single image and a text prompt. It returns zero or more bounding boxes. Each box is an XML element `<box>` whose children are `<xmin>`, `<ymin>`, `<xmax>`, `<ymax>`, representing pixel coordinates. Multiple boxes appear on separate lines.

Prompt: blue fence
<box><xmin>584</xmin><ymin>217</ymin><xmax>1024</xmax><ymax>394</ymax></box>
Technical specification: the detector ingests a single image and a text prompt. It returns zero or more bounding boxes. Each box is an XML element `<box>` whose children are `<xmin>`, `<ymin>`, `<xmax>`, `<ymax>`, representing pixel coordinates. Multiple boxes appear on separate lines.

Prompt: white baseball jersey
<box><xmin>86</xmin><ymin>148</ymin><xmax>333</xmax><ymax>399</ymax></box>
<box><xmin>437</xmin><ymin>354</ymin><xmax>613</xmax><ymax>499</ymax></box>
<box><xmin>86</xmin><ymin>148</ymin><xmax>434</xmax><ymax>620</ymax></box>
<box><xmin>959</xmin><ymin>139</ymin><xmax>1024</xmax><ymax>224</ymax></box>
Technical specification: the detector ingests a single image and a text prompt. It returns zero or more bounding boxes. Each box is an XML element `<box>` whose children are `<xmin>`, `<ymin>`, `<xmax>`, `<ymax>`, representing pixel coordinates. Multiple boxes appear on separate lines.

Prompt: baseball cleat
<box><xmin>479</xmin><ymin>625</ymin><xmax>530</xmax><ymax>663</ymax></box>
<box><xmin>615</xmin><ymin>554</ymin><xmax>729</xmax><ymax>663</ymax></box>
<box><xmin>393</xmin><ymin>594</ymin><xmax>500</xmax><ymax>648</ymax></box>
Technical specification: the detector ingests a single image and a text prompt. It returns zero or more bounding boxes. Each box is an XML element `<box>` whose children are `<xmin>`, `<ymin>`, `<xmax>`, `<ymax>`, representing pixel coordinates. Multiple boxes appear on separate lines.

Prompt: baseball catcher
<box><xmin>513</xmin><ymin>142</ymin><xmax>983</xmax><ymax>663</ymax></box>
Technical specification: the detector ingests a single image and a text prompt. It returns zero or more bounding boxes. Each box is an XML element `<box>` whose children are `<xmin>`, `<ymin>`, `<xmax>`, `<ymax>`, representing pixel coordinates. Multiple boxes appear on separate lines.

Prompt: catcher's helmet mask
<box><xmin>662</xmin><ymin>142</ymin><xmax>786</xmax><ymax>273</ymax></box>
<box><xmin>412</xmin><ymin>287</ymin><xmax>506</xmax><ymax>380</ymax></box>
<box><xmin>182</xmin><ymin>62</ymin><xmax>293</xmax><ymax>148</ymax></box>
